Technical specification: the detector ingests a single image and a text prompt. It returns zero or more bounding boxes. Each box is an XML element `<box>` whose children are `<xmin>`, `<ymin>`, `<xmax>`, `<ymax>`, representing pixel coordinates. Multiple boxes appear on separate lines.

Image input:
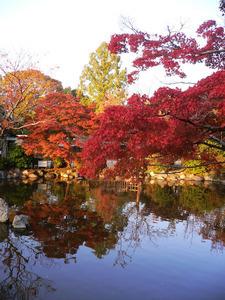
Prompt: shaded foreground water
<box><xmin>0</xmin><ymin>180</ymin><xmax>225</xmax><ymax>300</ymax></box>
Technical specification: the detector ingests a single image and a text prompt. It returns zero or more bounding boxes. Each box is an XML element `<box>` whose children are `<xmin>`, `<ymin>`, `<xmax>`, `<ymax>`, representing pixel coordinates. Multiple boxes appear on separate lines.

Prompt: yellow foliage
<box><xmin>79</xmin><ymin>42</ymin><xmax>127</xmax><ymax>113</ymax></box>
<box><xmin>0</xmin><ymin>69</ymin><xmax>63</xmax><ymax>125</ymax></box>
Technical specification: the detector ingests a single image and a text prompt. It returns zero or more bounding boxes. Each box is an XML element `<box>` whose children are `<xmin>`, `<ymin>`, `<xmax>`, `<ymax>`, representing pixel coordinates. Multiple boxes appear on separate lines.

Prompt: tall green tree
<box><xmin>79</xmin><ymin>42</ymin><xmax>127</xmax><ymax>113</ymax></box>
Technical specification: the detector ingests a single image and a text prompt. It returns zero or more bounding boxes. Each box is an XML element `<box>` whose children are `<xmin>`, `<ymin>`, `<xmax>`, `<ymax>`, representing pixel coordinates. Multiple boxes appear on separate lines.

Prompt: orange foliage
<box><xmin>0</xmin><ymin>69</ymin><xmax>63</xmax><ymax>134</ymax></box>
<box><xmin>22</xmin><ymin>92</ymin><xmax>97</xmax><ymax>164</ymax></box>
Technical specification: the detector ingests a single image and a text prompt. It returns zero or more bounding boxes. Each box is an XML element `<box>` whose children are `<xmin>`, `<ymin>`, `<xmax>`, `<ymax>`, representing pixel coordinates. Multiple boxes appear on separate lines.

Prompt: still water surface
<box><xmin>0</xmin><ymin>180</ymin><xmax>225</xmax><ymax>300</ymax></box>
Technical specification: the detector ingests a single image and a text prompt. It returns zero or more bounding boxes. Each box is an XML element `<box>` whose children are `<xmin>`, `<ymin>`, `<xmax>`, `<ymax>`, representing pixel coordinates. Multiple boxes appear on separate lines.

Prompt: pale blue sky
<box><xmin>0</xmin><ymin>0</ymin><xmax>222</xmax><ymax>94</ymax></box>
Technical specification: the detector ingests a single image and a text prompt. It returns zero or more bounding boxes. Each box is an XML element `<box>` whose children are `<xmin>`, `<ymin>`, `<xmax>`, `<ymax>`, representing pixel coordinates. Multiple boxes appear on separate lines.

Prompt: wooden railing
<box><xmin>90</xmin><ymin>180</ymin><xmax>139</xmax><ymax>192</ymax></box>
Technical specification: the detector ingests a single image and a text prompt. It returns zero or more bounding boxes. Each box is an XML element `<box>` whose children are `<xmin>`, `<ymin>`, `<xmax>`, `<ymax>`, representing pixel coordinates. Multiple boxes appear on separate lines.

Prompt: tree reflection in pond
<box><xmin>19</xmin><ymin>181</ymin><xmax>225</xmax><ymax>261</ymax></box>
<box><xmin>0</xmin><ymin>224</ymin><xmax>55</xmax><ymax>300</ymax></box>
<box><xmin>0</xmin><ymin>181</ymin><xmax>225</xmax><ymax>298</ymax></box>
<box><xmin>145</xmin><ymin>183</ymin><xmax>225</xmax><ymax>251</ymax></box>
<box><xmin>0</xmin><ymin>180</ymin><xmax>36</xmax><ymax>207</ymax></box>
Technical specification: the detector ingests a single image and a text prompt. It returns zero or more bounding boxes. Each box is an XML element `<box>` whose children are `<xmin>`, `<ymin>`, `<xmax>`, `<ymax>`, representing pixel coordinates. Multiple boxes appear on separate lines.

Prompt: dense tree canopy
<box><xmin>22</xmin><ymin>93</ymin><xmax>95</xmax><ymax>164</ymax></box>
<box><xmin>81</xmin><ymin>70</ymin><xmax>225</xmax><ymax>180</ymax></box>
<box><xmin>79</xmin><ymin>42</ymin><xmax>127</xmax><ymax>113</ymax></box>
<box><xmin>81</xmin><ymin>14</ymin><xmax>225</xmax><ymax>181</ymax></box>
<box><xmin>0</xmin><ymin>69</ymin><xmax>63</xmax><ymax>137</ymax></box>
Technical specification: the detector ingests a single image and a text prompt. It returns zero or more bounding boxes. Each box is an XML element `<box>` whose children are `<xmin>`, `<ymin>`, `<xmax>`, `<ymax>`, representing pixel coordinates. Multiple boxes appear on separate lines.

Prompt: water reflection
<box><xmin>0</xmin><ymin>225</ymin><xmax>55</xmax><ymax>300</ymax></box>
<box><xmin>144</xmin><ymin>184</ymin><xmax>225</xmax><ymax>250</ymax></box>
<box><xmin>0</xmin><ymin>180</ymin><xmax>225</xmax><ymax>299</ymax></box>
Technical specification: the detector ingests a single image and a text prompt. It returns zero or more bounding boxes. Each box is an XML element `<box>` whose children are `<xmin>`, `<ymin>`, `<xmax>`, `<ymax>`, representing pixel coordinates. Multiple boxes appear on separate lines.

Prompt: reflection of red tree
<box><xmin>91</xmin><ymin>188</ymin><xmax>119</xmax><ymax>223</ymax></box>
<box><xmin>21</xmin><ymin>200</ymin><xmax>117</xmax><ymax>259</ymax></box>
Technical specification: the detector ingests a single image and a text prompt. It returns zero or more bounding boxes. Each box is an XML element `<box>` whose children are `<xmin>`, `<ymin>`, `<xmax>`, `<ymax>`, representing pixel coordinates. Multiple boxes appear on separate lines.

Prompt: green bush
<box><xmin>0</xmin><ymin>157</ymin><xmax>9</xmax><ymax>170</ymax></box>
<box><xmin>7</xmin><ymin>144</ymin><xmax>36</xmax><ymax>169</ymax></box>
<box><xmin>53</xmin><ymin>157</ymin><xmax>66</xmax><ymax>168</ymax></box>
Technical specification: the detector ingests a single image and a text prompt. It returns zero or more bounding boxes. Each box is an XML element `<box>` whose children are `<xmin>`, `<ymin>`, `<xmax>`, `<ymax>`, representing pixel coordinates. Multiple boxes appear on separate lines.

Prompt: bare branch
<box><xmin>200</xmin><ymin>141</ymin><xmax>225</xmax><ymax>151</ymax></box>
<box><xmin>209</xmin><ymin>135</ymin><xmax>225</xmax><ymax>148</ymax></box>
<box><xmin>12</xmin><ymin>120</ymin><xmax>48</xmax><ymax>130</ymax></box>
<box><xmin>198</xmin><ymin>49</ymin><xmax>225</xmax><ymax>56</ymax></box>
<box><xmin>119</xmin><ymin>16</ymin><xmax>142</xmax><ymax>34</ymax></box>
<box><xmin>159</xmin><ymin>80</ymin><xmax>196</xmax><ymax>86</ymax></box>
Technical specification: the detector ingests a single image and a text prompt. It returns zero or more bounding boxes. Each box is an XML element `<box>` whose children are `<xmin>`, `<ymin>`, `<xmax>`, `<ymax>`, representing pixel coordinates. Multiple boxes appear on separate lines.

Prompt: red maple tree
<box><xmin>108</xmin><ymin>20</ymin><xmax>225</xmax><ymax>82</ymax></box>
<box><xmin>80</xmin><ymin>12</ymin><xmax>225</xmax><ymax>180</ymax></box>
<box><xmin>81</xmin><ymin>70</ymin><xmax>225</xmax><ymax>180</ymax></box>
<box><xmin>22</xmin><ymin>92</ymin><xmax>96</xmax><ymax>165</ymax></box>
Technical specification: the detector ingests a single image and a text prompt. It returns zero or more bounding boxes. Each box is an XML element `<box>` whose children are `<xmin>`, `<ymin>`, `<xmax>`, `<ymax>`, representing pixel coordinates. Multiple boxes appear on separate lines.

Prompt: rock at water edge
<box><xmin>12</xmin><ymin>214</ymin><xmax>29</xmax><ymax>229</ymax></box>
<box><xmin>0</xmin><ymin>198</ymin><xmax>9</xmax><ymax>223</ymax></box>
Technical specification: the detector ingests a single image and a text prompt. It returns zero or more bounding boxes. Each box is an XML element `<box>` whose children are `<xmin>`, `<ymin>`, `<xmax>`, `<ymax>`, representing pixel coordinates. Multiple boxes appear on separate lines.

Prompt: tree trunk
<box><xmin>136</xmin><ymin>182</ymin><xmax>142</xmax><ymax>209</ymax></box>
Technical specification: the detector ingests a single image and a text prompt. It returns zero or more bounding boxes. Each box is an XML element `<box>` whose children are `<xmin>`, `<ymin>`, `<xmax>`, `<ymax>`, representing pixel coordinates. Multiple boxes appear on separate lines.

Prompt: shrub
<box><xmin>0</xmin><ymin>157</ymin><xmax>9</xmax><ymax>170</ymax></box>
<box><xmin>53</xmin><ymin>157</ymin><xmax>66</xmax><ymax>168</ymax></box>
<box><xmin>7</xmin><ymin>144</ymin><xmax>36</xmax><ymax>169</ymax></box>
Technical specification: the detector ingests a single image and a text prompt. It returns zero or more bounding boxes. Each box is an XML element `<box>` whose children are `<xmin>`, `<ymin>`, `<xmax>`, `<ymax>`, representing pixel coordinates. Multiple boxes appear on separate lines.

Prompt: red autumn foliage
<box><xmin>80</xmin><ymin>17</ymin><xmax>225</xmax><ymax>181</ymax></box>
<box><xmin>22</xmin><ymin>92</ymin><xmax>96</xmax><ymax>164</ymax></box>
<box><xmin>81</xmin><ymin>71</ymin><xmax>225</xmax><ymax>180</ymax></box>
<box><xmin>108</xmin><ymin>20</ymin><xmax>225</xmax><ymax>80</ymax></box>
<box><xmin>21</xmin><ymin>199</ymin><xmax>117</xmax><ymax>259</ymax></box>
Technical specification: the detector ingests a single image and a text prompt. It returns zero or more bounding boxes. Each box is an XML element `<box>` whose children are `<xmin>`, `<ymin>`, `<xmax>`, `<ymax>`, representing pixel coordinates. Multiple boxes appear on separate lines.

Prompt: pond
<box><xmin>0</xmin><ymin>180</ymin><xmax>225</xmax><ymax>300</ymax></box>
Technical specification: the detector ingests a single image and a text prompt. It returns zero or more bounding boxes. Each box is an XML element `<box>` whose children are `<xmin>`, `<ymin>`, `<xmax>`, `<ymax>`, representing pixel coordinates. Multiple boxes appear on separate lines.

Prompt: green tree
<box><xmin>63</xmin><ymin>87</ymin><xmax>77</xmax><ymax>97</ymax></box>
<box><xmin>79</xmin><ymin>42</ymin><xmax>127</xmax><ymax>113</ymax></box>
<box><xmin>7</xmin><ymin>144</ymin><xmax>37</xmax><ymax>169</ymax></box>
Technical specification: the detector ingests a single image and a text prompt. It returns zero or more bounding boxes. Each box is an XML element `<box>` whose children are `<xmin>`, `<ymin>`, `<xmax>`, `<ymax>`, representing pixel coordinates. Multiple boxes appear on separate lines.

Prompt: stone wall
<box><xmin>1</xmin><ymin>168</ymin><xmax>225</xmax><ymax>185</ymax></box>
<box><xmin>147</xmin><ymin>171</ymin><xmax>225</xmax><ymax>184</ymax></box>
<box><xmin>0</xmin><ymin>168</ymin><xmax>80</xmax><ymax>181</ymax></box>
